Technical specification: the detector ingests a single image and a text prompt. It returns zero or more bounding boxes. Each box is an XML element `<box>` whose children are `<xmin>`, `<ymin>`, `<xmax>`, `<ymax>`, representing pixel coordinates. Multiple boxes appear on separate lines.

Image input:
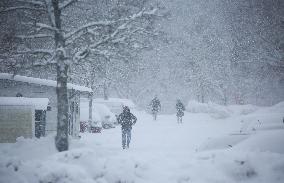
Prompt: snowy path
<box><xmin>73</xmin><ymin>112</ymin><xmax>235</xmax><ymax>183</ymax></box>
<box><xmin>67</xmin><ymin>112</ymin><xmax>259</xmax><ymax>183</ymax></box>
<box><xmin>1</xmin><ymin>108</ymin><xmax>284</xmax><ymax>183</ymax></box>
<box><xmin>85</xmin><ymin>112</ymin><xmax>232</xmax><ymax>154</ymax></box>
<box><xmin>69</xmin><ymin>110</ymin><xmax>284</xmax><ymax>183</ymax></box>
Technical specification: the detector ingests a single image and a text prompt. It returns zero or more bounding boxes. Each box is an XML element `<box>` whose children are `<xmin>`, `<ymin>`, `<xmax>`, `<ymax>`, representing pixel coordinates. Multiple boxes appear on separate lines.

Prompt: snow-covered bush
<box><xmin>186</xmin><ymin>100</ymin><xmax>260</xmax><ymax>119</ymax></box>
<box><xmin>227</xmin><ymin>104</ymin><xmax>259</xmax><ymax>116</ymax></box>
<box><xmin>186</xmin><ymin>100</ymin><xmax>231</xmax><ymax>119</ymax></box>
<box><xmin>266</xmin><ymin>101</ymin><xmax>284</xmax><ymax>113</ymax></box>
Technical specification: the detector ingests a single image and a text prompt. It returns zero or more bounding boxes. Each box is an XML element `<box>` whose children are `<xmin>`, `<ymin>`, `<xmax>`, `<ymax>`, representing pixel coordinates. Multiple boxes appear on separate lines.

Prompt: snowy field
<box><xmin>1</xmin><ymin>102</ymin><xmax>284</xmax><ymax>183</ymax></box>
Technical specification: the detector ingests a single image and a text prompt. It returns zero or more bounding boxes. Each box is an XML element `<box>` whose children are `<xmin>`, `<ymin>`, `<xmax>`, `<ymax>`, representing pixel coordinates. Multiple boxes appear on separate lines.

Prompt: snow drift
<box><xmin>0</xmin><ymin>101</ymin><xmax>284</xmax><ymax>183</ymax></box>
<box><xmin>186</xmin><ymin>100</ymin><xmax>260</xmax><ymax>119</ymax></box>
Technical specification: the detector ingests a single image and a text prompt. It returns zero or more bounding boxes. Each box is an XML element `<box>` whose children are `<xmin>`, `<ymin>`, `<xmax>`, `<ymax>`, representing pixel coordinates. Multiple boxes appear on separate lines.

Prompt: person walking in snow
<box><xmin>150</xmin><ymin>96</ymin><xmax>161</xmax><ymax>120</ymax></box>
<box><xmin>176</xmin><ymin>99</ymin><xmax>185</xmax><ymax>124</ymax></box>
<box><xmin>117</xmin><ymin>106</ymin><xmax>137</xmax><ymax>149</ymax></box>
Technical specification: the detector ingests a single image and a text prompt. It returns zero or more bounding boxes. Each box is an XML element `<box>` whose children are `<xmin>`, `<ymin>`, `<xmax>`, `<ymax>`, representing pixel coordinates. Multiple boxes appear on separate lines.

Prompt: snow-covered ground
<box><xmin>1</xmin><ymin>102</ymin><xmax>284</xmax><ymax>183</ymax></box>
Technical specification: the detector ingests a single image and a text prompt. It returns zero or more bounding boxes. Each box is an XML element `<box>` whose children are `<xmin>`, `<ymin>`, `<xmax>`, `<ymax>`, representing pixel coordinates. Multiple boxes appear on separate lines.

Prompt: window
<box><xmin>35</xmin><ymin>110</ymin><xmax>42</xmax><ymax>121</ymax></box>
<box><xmin>76</xmin><ymin>103</ymin><xmax>79</xmax><ymax>114</ymax></box>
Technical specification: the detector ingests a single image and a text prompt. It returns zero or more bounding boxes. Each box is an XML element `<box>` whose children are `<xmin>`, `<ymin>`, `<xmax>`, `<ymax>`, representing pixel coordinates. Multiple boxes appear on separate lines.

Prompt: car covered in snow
<box><xmin>93</xmin><ymin>98</ymin><xmax>137</xmax><ymax>116</ymax></box>
<box><xmin>93</xmin><ymin>103</ymin><xmax>117</xmax><ymax>129</ymax></box>
<box><xmin>80</xmin><ymin>106</ymin><xmax>102</xmax><ymax>133</ymax></box>
<box><xmin>80</xmin><ymin>99</ymin><xmax>117</xmax><ymax>132</ymax></box>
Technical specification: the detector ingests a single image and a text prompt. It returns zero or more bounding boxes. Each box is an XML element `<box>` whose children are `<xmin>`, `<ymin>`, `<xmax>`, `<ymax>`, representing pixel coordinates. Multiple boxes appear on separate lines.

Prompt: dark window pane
<box><xmin>35</xmin><ymin>110</ymin><xmax>42</xmax><ymax>121</ymax></box>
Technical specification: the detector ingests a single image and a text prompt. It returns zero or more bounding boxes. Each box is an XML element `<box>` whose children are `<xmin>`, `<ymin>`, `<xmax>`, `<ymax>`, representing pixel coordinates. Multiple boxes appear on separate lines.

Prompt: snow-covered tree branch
<box><xmin>0</xmin><ymin>0</ymin><xmax>161</xmax><ymax>152</ymax></box>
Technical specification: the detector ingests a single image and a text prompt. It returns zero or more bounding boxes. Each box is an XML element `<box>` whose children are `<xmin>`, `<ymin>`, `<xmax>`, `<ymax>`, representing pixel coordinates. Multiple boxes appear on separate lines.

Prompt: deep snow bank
<box><xmin>186</xmin><ymin>100</ymin><xmax>260</xmax><ymax>119</ymax></box>
<box><xmin>198</xmin><ymin>101</ymin><xmax>284</xmax><ymax>154</ymax></box>
<box><xmin>1</xmin><ymin>102</ymin><xmax>284</xmax><ymax>183</ymax></box>
<box><xmin>186</xmin><ymin>100</ymin><xmax>231</xmax><ymax>119</ymax></box>
<box><xmin>233</xmin><ymin>130</ymin><xmax>284</xmax><ymax>153</ymax></box>
<box><xmin>1</xmin><ymin>134</ymin><xmax>284</xmax><ymax>183</ymax></box>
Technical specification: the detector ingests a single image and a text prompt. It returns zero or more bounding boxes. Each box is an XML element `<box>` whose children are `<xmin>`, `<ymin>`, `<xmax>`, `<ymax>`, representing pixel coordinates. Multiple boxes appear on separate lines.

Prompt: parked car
<box><xmin>80</xmin><ymin>120</ymin><xmax>102</xmax><ymax>133</ymax></box>
<box><xmin>80</xmin><ymin>105</ymin><xmax>103</xmax><ymax>133</ymax></box>
<box><xmin>94</xmin><ymin>103</ymin><xmax>116</xmax><ymax>129</ymax></box>
<box><xmin>93</xmin><ymin>98</ymin><xmax>136</xmax><ymax>116</ymax></box>
<box><xmin>80</xmin><ymin>99</ymin><xmax>116</xmax><ymax>132</ymax></box>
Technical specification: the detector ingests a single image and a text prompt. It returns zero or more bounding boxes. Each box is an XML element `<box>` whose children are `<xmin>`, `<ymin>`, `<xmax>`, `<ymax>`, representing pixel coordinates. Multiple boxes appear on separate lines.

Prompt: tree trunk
<box><xmin>52</xmin><ymin>0</ymin><xmax>69</xmax><ymax>152</ymax></box>
<box><xmin>201</xmin><ymin>94</ymin><xmax>205</xmax><ymax>103</ymax></box>
<box><xmin>55</xmin><ymin>64</ymin><xmax>69</xmax><ymax>151</ymax></box>
<box><xmin>88</xmin><ymin>93</ymin><xmax>93</xmax><ymax>124</ymax></box>
<box><xmin>201</xmin><ymin>87</ymin><xmax>205</xmax><ymax>103</ymax></box>
<box><xmin>103</xmin><ymin>81</ymin><xmax>108</xmax><ymax>100</ymax></box>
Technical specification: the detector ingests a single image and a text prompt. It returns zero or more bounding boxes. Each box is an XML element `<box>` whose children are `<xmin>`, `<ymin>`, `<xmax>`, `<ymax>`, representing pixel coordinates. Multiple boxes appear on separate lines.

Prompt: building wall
<box><xmin>69</xmin><ymin>91</ymin><xmax>89</xmax><ymax>137</ymax></box>
<box><xmin>0</xmin><ymin>79</ymin><xmax>90</xmax><ymax>136</ymax></box>
<box><xmin>0</xmin><ymin>79</ymin><xmax>57</xmax><ymax>134</ymax></box>
<box><xmin>0</xmin><ymin>105</ymin><xmax>34</xmax><ymax>142</ymax></box>
<box><xmin>69</xmin><ymin>90</ymin><xmax>80</xmax><ymax>137</ymax></box>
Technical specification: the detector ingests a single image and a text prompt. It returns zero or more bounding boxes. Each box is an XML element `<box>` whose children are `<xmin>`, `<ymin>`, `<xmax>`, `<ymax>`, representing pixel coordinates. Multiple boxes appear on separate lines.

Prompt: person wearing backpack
<box><xmin>117</xmin><ymin>106</ymin><xmax>137</xmax><ymax>149</ymax></box>
<box><xmin>150</xmin><ymin>95</ymin><xmax>161</xmax><ymax>120</ymax></box>
<box><xmin>176</xmin><ymin>99</ymin><xmax>185</xmax><ymax>124</ymax></box>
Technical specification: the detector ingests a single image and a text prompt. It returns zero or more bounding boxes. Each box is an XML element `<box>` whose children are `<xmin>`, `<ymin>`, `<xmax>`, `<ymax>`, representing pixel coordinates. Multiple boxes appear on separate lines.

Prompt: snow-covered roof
<box><xmin>0</xmin><ymin>73</ymin><xmax>92</xmax><ymax>93</ymax></box>
<box><xmin>0</xmin><ymin>97</ymin><xmax>49</xmax><ymax>110</ymax></box>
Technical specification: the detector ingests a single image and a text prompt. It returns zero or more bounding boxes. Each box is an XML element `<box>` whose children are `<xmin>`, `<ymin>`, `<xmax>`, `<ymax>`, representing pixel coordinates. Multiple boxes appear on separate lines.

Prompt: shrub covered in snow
<box><xmin>186</xmin><ymin>100</ymin><xmax>231</xmax><ymax>119</ymax></box>
<box><xmin>186</xmin><ymin>100</ymin><xmax>260</xmax><ymax>119</ymax></box>
<box><xmin>227</xmin><ymin>104</ymin><xmax>259</xmax><ymax>116</ymax></box>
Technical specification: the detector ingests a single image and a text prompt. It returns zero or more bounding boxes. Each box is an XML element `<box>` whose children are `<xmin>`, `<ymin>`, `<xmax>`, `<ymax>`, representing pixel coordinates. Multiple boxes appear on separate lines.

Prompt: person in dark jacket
<box><xmin>150</xmin><ymin>96</ymin><xmax>161</xmax><ymax>120</ymax></box>
<box><xmin>176</xmin><ymin>99</ymin><xmax>185</xmax><ymax>124</ymax></box>
<box><xmin>117</xmin><ymin>106</ymin><xmax>137</xmax><ymax>149</ymax></box>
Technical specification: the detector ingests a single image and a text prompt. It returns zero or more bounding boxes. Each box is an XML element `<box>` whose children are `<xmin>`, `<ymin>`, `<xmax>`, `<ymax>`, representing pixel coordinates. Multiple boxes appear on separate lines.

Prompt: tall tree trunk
<box><xmin>88</xmin><ymin>93</ymin><xmax>93</xmax><ymax>125</ymax></box>
<box><xmin>201</xmin><ymin>94</ymin><xmax>205</xmax><ymax>103</ymax></box>
<box><xmin>56</xmin><ymin>64</ymin><xmax>69</xmax><ymax>151</ymax></box>
<box><xmin>201</xmin><ymin>84</ymin><xmax>205</xmax><ymax>103</ymax></box>
<box><xmin>52</xmin><ymin>0</ymin><xmax>69</xmax><ymax>152</ymax></box>
<box><xmin>103</xmin><ymin>81</ymin><xmax>109</xmax><ymax>100</ymax></box>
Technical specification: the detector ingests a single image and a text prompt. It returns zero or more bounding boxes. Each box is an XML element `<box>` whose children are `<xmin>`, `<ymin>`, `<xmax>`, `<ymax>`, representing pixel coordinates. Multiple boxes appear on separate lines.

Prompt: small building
<box><xmin>0</xmin><ymin>73</ymin><xmax>93</xmax><ymax>138</ymax></box>
<box><xmin>0</xmin><ymin>97</ymin><xmax>49</xmax><ymax>142</ymax></box>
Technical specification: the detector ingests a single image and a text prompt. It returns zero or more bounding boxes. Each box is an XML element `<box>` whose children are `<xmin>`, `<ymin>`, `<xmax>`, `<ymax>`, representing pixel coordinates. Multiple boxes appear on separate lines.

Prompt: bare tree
<box><xmin>0</xmin><ymin>0</ymin><xmax>159</xmax><ymax>151</ymax></box>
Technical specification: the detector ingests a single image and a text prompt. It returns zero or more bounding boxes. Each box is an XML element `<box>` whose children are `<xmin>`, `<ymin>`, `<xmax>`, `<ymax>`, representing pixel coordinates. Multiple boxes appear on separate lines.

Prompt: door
<box><xmin>35</xmin><ymin>110</ymin><xmax>46</xmax><ymax>138</ymax></box>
